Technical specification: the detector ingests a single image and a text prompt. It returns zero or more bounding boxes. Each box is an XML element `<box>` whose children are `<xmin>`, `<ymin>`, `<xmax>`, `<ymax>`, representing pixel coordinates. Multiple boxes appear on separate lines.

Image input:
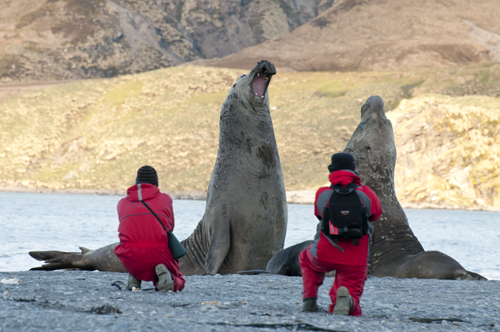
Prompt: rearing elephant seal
<box><xmin>267</xmin><ymin>95</ymin><xmax>485</xmax><ymax>280</ymax></box>
<box><xmin>29</xmin><ymin>60</ymin><xmax>287</xmax><ymax>276</ymax></box>
<box><xmin>180</xmin><ymin>60</ymin><xmax>287</xmax><ymax>275</ymax></box>
<box><xmin>345</xmin><ymin>95</ymin><xmax>484</xmax><ymax>280</ymax></box>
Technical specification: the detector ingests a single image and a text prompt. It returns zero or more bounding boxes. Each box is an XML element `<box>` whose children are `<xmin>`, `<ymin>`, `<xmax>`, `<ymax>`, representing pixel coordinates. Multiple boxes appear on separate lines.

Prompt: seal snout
<box><xmin>361</xmin><ymin>95</ymin><xmax>385</xmax><ymax>121</ymax></box>
<box><xmin>257</xmin><ymin>60</ymin><xmax>277</xmax><ymax>77</ymax></box>
<box><xmin>369</xmin><ymin>95</ymin><xmax>384</xmax><ymax>113</ymax></box>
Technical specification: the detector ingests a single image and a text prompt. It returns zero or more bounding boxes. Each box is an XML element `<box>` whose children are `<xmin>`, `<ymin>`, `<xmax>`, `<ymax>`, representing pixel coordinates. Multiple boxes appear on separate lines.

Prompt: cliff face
<box><xmin>0</xmin><ymin>0</ymin><xmax>333</xmax><ymax>82</ymax></box>
<box><xmin>388</xmin><ymin>95</ymin><xmax>500</xmax><ymax>209</ymax></box>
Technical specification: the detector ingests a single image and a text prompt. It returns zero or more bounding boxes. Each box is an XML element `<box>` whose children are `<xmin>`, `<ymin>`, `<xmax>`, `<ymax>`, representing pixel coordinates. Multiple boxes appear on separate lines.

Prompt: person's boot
<box><xmin>125</xmin><ymin>274</ymin><xmax>141</xmax><ymax>291</ymax></box>
<box><xmin>333</xmin><ymin>286</ymin><xmax>353</xmax><ymax>315</ymax></box>
<box><xmin>155</xmin><ymin>264</ymin><xmax>174</xmax><ymax>292</ymax></box>
<box><xmin>303</xmin><ymin>298</ymin><xmax>319</xmax><ymax>312</ymax></box>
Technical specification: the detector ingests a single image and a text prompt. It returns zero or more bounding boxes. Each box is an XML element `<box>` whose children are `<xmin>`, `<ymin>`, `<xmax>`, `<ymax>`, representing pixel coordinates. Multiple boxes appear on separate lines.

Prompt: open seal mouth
<box><xmin>252</xmin><ymin>72</ymin><xmax>271</xmax><ymax>98</ymax></box>
<box><xmin>249</xmin><ymin>61</ymin><xmax>276</xmax><ymax>99</ymax></box>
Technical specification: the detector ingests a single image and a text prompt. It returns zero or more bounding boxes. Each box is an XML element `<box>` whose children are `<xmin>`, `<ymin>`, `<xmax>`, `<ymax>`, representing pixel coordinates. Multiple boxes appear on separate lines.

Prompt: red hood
<box><xmin>126</xmin><ymin>183</ymin><xmax>160</xmax><ymax>202</ymax></box>
<box><xmin>328</xmin><ymin>170</ymin><xmax>361</xmax><ymax>187</ymax></box>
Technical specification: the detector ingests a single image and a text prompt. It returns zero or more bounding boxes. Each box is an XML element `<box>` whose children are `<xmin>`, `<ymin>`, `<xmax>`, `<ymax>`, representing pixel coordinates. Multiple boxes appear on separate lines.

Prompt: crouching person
<box><xmin>115</xmin><ymin>165</ymin><xmax>185</xmax><ymax>292</ymax></box>
<box><xmin>300</xmin><ymin>153</ymin><xmax>382</xmax><ymax>316</ymax></box>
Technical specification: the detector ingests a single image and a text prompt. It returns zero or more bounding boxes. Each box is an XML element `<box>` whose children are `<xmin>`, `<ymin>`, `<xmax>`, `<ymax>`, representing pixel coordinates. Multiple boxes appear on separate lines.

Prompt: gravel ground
<box><xmin>1</xmin><ymin>271</ymin><xmax>499</xmax><ymax>332</ymax></box>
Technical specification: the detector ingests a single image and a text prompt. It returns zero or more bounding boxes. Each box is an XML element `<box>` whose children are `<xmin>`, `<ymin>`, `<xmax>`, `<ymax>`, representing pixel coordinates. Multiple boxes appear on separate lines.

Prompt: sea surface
<box><xmin>1</xmin><ymin>192</ymin><xmax>499</xmax><ymax>280</ymax></box>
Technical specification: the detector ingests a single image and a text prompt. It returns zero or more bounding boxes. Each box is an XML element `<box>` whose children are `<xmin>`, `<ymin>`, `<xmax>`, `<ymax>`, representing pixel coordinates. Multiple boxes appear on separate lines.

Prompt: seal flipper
<box><xmin>204</xmin><ymin>205</ymin><xmax>231</xmax><ymax>275</ymax></box>
<box><xmin>29</xmin><ymin>248</ymin><xmax>88</xmax><ymax>270</ymax></box>
<box><xmin>29</xmin><ymin>250</ymin><xmax>80</xmax><ymax>262</ymax></box>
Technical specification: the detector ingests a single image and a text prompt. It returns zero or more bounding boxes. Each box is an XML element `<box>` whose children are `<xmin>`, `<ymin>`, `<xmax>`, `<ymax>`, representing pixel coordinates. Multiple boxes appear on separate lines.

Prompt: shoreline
<box><xmin>1</xmin><ymin>186</ymin><xmax>499</xmax><ymax>212</ymax></box>
<box><xmin>1</xmin><ymin>271</ymin><xmax>499</xmax><ymax>332</ymax></box>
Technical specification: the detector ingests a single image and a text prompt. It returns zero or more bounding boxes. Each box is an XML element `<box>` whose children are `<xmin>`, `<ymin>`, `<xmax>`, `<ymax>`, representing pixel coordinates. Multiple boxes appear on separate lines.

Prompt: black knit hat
<box><xmin>327</xmin><ymin>153</ymin><xmax>356</xmax><ymax>173</ymax></box>
<box><xmin>136</xmin><ymin>165</ymin><xmax>158</xmax><ymax>187</ymax></box>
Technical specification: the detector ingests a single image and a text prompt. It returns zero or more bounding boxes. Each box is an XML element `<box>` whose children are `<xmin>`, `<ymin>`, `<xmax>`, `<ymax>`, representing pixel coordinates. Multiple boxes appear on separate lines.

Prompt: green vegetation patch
<box><xmin>103</xmin><ymin>79</ymin><xmax>145</xmax><ymax>105</ymax></box>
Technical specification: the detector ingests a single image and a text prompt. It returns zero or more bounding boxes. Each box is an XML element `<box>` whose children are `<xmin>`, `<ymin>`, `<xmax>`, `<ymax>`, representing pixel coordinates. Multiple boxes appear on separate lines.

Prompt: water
<box><xmin>1</xmin><ymin>192</ymin><xmax>499</xmax><ymax>280</ymax></box>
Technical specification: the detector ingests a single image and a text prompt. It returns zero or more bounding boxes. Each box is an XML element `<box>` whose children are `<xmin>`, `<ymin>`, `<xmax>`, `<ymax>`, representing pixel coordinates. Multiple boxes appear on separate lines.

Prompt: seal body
<box><xmin>266</xmin><ymin>95</ymin><xmax>485</xmax><ymax>280</ymax></box>
<box><xmin>29</xmin><ymin>61</ymin><xmax>287</xmax><ymax>276</ymax></box>
<box><xmin>266</xmin><ymin>240</ymin><xmax>312</xmax><ymax>276</ymax></box>
<box><xmin>180</xmin><ymin>60</ymin><xmax>287</xmax><ymax>275</ymax></box>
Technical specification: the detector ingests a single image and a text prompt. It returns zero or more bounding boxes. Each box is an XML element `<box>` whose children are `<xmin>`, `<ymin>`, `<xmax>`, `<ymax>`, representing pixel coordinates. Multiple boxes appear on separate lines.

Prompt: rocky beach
<box><xmin>1</xmin><ymin>271</ymin><xmax>499</xmax><ymax>331</ymax></box>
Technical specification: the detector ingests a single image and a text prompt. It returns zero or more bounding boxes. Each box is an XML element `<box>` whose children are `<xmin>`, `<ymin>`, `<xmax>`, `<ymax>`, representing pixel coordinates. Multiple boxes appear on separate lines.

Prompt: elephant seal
<box><xmin>30</xmin><ymin>60</ymin><xmax>288</xmax><ymax>275</ymax></box>
<box><xmin>266</xmin><ymin>95</ymin><xmax>485</xmax><ymax>280</ymax></box>
<box><xmin>179</xmin><ymin>60</ymin><xmax>287</xmax><ymax>275</ymax></box>
<box><xmin>345</xmin><ymin>95</ymin><xmax>484</xmax><ymax>280</ymax></box>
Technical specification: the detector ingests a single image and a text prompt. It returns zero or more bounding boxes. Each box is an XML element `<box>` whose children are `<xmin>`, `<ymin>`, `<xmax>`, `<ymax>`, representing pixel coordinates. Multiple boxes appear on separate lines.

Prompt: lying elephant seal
<box><xmin>266</xmin><ymin>95</ymin><xmax>485</xmax><ymax>280</ymax></box>
<box><xmin>30</xmin><ymin>60</ymin><xmax>288</xmax><ymax>275</ymax></box>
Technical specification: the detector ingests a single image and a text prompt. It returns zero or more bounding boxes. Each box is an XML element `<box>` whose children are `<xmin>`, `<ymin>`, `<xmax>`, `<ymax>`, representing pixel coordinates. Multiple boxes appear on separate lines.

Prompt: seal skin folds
<box><xmin>29</xmin><ymin>60</ymin><xmax>287</xmax><ymax>276</ymax></box>
<box><xmin>180</xmin><ymin>60</ymin><xmax>287</xmax><ymax>275</ymax></box>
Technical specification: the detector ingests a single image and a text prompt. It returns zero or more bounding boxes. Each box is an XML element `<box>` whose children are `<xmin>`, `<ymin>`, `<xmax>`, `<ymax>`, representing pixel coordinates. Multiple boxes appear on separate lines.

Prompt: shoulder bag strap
<box><xmin>138</xmin><ymin>193</ymin><xmax>170</xmax><ymax>233</ymax></box>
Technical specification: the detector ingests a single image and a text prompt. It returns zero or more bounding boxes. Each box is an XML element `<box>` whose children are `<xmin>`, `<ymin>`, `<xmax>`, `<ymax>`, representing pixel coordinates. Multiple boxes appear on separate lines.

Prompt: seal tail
<box><xmin>29</xmin><ymin>247</ymin><xmax>90</xmax><ymax>271</ymax></box>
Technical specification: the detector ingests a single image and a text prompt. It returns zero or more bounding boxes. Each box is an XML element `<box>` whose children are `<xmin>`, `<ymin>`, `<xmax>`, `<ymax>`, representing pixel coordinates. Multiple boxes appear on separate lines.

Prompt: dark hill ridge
<box><xmin>193</xmin><ymin>0</ymin><xmax>500</xmax><ymax>71</ymax></box>
<box><xmin>0</xmin><ymin>0</ymin><xmax>333</xmax><ymax>83</ymax></box>
<box><xmin>2</xmin><ymin>0</ymin><xmax>500</xmax><ymax>83</ymax></box>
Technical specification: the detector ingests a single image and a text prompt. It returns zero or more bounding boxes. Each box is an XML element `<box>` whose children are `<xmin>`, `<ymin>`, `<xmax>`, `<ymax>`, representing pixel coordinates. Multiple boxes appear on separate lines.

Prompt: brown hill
<box><xmin>0</xmin><ymin>0</ymin><xmax>333</xmax><ymax>83</ymax></box>
<box><xmin>193</xmin><ymin>0</ymin><xmax>500</xmax><ymax>71</ymax></box>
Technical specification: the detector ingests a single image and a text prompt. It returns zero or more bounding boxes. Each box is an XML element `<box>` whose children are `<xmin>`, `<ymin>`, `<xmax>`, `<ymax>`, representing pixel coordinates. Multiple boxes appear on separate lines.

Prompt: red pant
<box><xmin>299</xmin><ymin>247</ymin><xmax>368</xmax><ymax>316</ymax></box>
<box><xmin>115</xmin><ymin>244</ymin><xmax>185</xmax><ymax>292</ymax></box>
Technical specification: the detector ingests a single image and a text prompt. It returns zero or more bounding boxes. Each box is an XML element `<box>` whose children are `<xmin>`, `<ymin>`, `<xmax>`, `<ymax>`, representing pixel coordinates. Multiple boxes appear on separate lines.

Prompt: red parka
<box><xmin>310</xmin><ymin>170</ymin><xmax>382</xmax><ymax>266</ymax></box>
<box><xmin>114</xmin><ymin>183</ymin><xmax>185</xmax><ymax>291</ymax></box>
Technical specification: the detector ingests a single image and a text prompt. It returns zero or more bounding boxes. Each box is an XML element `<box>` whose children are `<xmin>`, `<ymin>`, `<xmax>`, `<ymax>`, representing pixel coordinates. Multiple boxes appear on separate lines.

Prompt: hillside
<box><xmin>0</xmin><ymin>63</ymin><xmax>499</xmax><ymax>210</ymax></box>
<box><xmin>194</xmin><ymin>0</ymin><xmax>500</xmax><ymax>72</ymax></box>
<box><xmin>0</xmin><ymin>0</ymin><xmax>333</xmax><ymax>83</ymax></box>
<box><xmin>2</xmin><ymin>0</ymin><xmax>500</xmax><ymax>83</ymax></box>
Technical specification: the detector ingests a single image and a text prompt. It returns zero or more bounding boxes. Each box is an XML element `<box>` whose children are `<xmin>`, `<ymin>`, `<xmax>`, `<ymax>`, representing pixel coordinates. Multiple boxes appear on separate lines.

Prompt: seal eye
<box><xmin>252</xmin><ymin>73</ymin><xmax>269</xmax><ymax>98</ymax></box>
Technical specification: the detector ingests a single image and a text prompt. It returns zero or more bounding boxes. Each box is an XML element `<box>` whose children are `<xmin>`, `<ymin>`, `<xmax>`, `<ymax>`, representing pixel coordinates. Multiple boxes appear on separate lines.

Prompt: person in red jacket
<box><xmin>299</xmin><ymin>153</ymin><xmax>382</xmax><ymax>316</ymax></box>
<box><xmin>114</xmin><ymin>165</ymin><xmax>185</xmax><ymax>292</ymax></box>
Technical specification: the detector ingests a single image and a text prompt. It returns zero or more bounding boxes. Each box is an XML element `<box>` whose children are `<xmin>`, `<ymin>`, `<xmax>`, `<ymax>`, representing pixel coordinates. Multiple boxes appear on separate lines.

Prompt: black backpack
<box><xmin>321</xmin><ymin>183</ymin><xmax>368</xmax><ymax>246</ymax></box>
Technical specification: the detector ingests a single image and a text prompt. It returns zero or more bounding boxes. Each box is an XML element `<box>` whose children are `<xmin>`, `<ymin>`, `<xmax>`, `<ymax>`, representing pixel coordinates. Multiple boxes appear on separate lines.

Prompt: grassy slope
<box><xmin>0</xmin><ymin>63</ymin><xmax>499</xmax><ymax>208</ymax></box>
